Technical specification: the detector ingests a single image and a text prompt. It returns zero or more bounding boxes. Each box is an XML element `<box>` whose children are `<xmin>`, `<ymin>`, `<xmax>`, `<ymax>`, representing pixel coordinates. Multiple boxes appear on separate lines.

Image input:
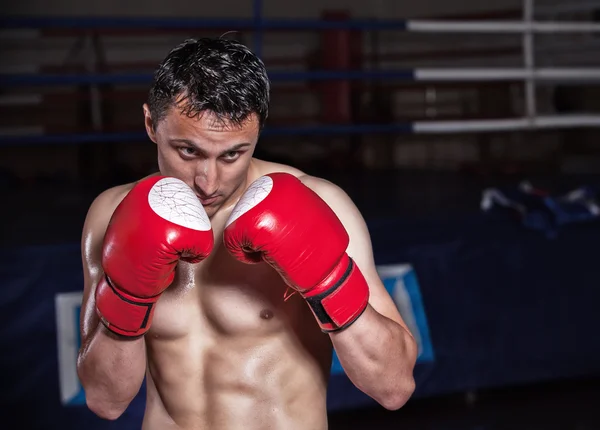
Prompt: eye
<box><xmin>178</xmin><ymin>147</ymin><xmax>196</xmax><ymax>159</ymax></box>
<box><xmin>221</xmin><ymin>151</ymin><xmax>241</xmax><ymax>163</ymax></box>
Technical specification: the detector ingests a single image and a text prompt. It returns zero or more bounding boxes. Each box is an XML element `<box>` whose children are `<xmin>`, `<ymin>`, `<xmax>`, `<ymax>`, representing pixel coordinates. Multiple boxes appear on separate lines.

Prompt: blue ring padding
<box><xmin>269</xmin><ymin>70</ymin><xmax>415</xmax><ymax>81</ymax></box>
<box><xmin>263</xmin><ymin>123</ymin><xmax>414</xmax><ymax>135</ymax></box>
<box><xmin>0</xmin><ymin>70</ymin><xmax>416</xmax><ymax>86</ymax></box>
<box><xmin>0</xmin><ymin>124</ymin><xmax>414</xmax><ymax>146</ymax></box>
<box><xmin>0</xmin><ymin>73</ymin><xmax>154</xmax><ymax>86</ymax></box>
<box><xmin>0</xmin><ymin>132</ymin><xmax>147</xmax><ymax>145</ymax></box>
<box><xmin>0</xmin><ymin>16</ymin><xmax>408</xmax><ymax>30</ymax></box>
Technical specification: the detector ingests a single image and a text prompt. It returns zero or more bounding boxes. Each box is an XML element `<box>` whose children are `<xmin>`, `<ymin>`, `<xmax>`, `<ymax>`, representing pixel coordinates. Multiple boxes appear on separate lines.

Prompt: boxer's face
<box><xmin>143</xmin><ymin>103</ymin><xmax>260</xmax><ymax>218</ymax></box>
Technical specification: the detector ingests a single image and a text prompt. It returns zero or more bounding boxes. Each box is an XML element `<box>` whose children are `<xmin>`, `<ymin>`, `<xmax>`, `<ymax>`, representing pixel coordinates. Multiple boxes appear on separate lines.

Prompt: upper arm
<box><xmin>79</xmin><ymin>186</ymin><xmax>128</xmax><ymax>342</ymax></box>
<box><xmin>300</xmin><ymin>176</ymin><xmax>414</xmax><ymax>336</ymax></box>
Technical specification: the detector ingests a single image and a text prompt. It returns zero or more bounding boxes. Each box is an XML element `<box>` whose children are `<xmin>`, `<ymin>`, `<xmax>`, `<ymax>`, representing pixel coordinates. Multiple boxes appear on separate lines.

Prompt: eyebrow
<box><xmin>169</xmin><ymin>139</ymin><xmax>251</xmax><ymax>156</ymax></box>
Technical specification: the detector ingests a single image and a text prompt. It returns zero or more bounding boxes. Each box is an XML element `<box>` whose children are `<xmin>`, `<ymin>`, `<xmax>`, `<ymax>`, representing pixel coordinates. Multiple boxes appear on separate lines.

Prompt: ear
<box><xmin>143</xmin><ymin>104</ymin><xmax>158</xmax><ymax>144</ymax></box>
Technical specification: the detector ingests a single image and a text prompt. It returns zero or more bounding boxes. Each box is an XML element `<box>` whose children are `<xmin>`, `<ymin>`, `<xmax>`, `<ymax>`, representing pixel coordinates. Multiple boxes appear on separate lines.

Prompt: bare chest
<box><xmin>148</xmin><ymin>239</ymin><xmax>310</xmax><ymax>339</ymax></box>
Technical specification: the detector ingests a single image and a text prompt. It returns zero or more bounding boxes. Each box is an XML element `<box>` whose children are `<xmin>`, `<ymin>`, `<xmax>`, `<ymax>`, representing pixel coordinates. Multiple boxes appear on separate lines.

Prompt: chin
<box><xmin>202</xmin><ymin>205</ymin><xmax>219</xmax><ymax>219</ymax></box>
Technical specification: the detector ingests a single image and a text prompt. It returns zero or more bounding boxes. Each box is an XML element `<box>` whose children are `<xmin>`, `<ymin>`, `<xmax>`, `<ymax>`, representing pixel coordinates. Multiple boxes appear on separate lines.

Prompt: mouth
<box><xmin>198</xmin><ymin>196</ymin><xmax>219</xmax><ymax>206</ymax></box>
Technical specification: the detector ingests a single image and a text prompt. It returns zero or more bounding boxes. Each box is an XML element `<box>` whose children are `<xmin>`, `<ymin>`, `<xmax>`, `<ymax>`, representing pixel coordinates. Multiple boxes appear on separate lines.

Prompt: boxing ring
<box><xmin>2</xmin><ymin>1</ymin><xmax>600</xmax><ymax>429</ymax></box>
<box><xmin>5</xmin><ymin>7</ymin><xmax>600</xmax><ymax>143</ymax></box>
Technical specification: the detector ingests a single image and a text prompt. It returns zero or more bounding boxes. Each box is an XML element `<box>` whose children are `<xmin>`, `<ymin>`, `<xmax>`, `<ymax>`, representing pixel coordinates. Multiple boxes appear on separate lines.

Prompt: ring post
<box><xmin>523</xmin><ymin>0</ymin><xmax>536</xmax><ymax>124</ymax></box>
<box><xmin>253</xmin><ymin>0</ymin><xmax>263</xmax><ymax>59</ymax></box>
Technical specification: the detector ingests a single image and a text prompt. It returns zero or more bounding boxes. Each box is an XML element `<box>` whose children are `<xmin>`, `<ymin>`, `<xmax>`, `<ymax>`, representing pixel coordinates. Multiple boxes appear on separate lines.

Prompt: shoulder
<box><xmin>298</xmin><ymin>175</ymin><xmax>363</xmax><ymax>232</ymax></box>
<box><xmin>253</xmin><ymin>158</ymin><xmax>360</xmax><ymax>222</ymax></box>
<box><xmin>298</xmin><ymin>175</ymin><xmax>372</xmax><ymax>260</ymax></box>
<box><xmin>252</xmin><ymin>158</ymin><xmax>307</xmax><ymax>178</ymax></box>
<box><xmin>81</xmin><ymin>179</ymin><xmax>140</xmax><ymax>263</ymax></box>
<box><xmin>298</xmin><ymin>175</ymin><xmax>349</xmax><ymax>205</ymax></box>
<box><xmin>84</xmin><ymin>173</ymin><xmax>159</xmax><ymax>229</ymax></box>
<box><xmin>252</xmin><ymin>158</ymin><xmax>361</xmax><ymax>226</ymax></box>
<box><xmin>84</xmin><ymin>182</ymin><xmax>134</xmax><ymax>227</ymax></box>
<box><xmin>253</xmin><ymin>158</ymin><xmax>344</xmax><ymax>198</ymax></box>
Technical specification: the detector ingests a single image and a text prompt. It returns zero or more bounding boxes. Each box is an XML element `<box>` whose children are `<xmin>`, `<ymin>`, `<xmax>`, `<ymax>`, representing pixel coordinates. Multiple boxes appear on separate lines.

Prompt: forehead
<box><xmin>157</xmin><ymin>107</ymin><xmax>260</xmax><ymax>143</ymax></box>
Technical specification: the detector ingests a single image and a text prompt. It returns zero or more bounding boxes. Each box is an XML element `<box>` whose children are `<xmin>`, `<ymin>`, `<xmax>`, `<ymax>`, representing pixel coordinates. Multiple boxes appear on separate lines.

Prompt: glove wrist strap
<box><xmin>95</xmin><ymin>275</ymin><xmax>158</xmax><ymax>337</ymax></box>
<box><xmin>304</xmin><ymin>254</ymin><xmax>370</xmax><ymax>332</ymax></box>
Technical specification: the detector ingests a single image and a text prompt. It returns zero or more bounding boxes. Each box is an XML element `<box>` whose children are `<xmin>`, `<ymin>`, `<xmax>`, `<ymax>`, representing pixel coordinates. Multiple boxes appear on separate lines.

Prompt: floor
<box><xmin>328</xmin><ymin>376</ymin><xmax>600</xmax><ymax>430</ymax></box>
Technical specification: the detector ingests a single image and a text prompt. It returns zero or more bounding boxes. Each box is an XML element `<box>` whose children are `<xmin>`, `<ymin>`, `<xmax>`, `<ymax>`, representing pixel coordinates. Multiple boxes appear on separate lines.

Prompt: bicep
<box><xmin>80</xmin><ymin>215</ymin><xmax>104</xmax><ymax>343</ymax></box>
<box><xmin>79</xmin><ymin>187</ymin><xmax>126</xmax><ymax>342</ymax></box>
<box><xmin>342</xmin><ymin>203</ymin><xmax>411</xmax><ymax>333</ymax></box>
<box><xmin>304</xmin><ymin>176</ymin><xmax>414</xmax><ymax>334</ymax></box>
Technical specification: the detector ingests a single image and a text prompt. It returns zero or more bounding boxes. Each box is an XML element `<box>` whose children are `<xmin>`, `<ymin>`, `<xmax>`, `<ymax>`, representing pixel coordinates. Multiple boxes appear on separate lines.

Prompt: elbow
<box><xmin>85</xmin><ymin>395</ymin><xmax>128</xmax><ymax>421</ymax></box>
<box><xmin>379</xmin><ymin>340</ymin><xmax>418</xmax><ymax>410</ymax></box>
<box><xmin>80</xmin><ymin>376</ymin><xmax>129</xmax><ymax>421</ymax></box>
<box><xmin>77</xmin><ymin>362</ymin><xmax>131</xmax><ymax>420</ymax></box>
<box><xmin>378</xmin><ymin>377</ymin><xmax>416</xmax><ymax>411</ymax></box>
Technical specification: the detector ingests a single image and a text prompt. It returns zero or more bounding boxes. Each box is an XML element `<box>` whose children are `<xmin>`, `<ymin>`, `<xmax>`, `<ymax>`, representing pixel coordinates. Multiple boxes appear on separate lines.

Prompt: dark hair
<box><xmin>148</xmin><ymin>38</ymin><xmax>270</xmax><ymax>129</ymax></box>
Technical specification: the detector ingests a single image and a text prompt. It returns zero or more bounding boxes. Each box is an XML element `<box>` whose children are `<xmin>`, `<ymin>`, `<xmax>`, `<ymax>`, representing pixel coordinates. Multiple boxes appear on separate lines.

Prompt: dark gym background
<box><xmin>2</xmin><ymin>0</ymin><xmax>600</xmax><ymax>429</ymax></box>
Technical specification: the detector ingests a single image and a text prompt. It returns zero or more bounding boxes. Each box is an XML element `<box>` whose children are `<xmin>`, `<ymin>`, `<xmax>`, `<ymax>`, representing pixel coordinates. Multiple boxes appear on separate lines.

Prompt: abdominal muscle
<box><xmin>140</xmin><ymin>281</ymin><xmax>332</xmax><ymax>430</ymax></box>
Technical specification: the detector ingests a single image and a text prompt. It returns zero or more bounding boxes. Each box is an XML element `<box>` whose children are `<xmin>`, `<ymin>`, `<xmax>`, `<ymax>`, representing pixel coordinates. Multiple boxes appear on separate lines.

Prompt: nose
<box><xmin>194</xmin><ymin>159</ymin><xmax>219</xmax><ymax>197</ymax></box>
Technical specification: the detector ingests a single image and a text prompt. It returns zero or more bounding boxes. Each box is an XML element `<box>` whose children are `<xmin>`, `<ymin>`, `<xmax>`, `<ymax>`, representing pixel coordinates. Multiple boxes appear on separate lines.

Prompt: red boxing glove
<box><xmin>223</xmin><ymin>173</ymin><xmax>369</xmax><ymax>332</ymax></box>
<box><xmin>95</xmin><ymin>176</ymin><xmax>214</xmax><ymax>337</ymax></box>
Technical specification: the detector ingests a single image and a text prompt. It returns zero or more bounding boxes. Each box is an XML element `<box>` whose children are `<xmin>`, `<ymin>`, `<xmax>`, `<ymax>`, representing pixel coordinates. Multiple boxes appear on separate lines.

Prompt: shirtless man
<box><xmin>77</xmin><ymin>37</ymin><xmax>417</xmax><ymax>430</ymax></box>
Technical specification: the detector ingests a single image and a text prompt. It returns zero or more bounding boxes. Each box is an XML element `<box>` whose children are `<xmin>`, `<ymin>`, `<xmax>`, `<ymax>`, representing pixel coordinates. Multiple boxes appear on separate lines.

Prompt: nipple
<box><xmin>260</xmin><ymin>309</ymin><xmax>274</xmax><ymax>320</ymax></box>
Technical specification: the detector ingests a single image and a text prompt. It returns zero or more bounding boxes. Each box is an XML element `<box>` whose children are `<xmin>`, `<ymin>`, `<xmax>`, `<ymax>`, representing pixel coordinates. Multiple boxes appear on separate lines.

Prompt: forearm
<box><xmin>77</xmin><ymin>322</ymin><xmax>146</xmax><ymax>419</ymax></box>
<box><xmin>329</xmin><ymin>305</ymin><xmax>417</xmax><ymax>410</ymax></box>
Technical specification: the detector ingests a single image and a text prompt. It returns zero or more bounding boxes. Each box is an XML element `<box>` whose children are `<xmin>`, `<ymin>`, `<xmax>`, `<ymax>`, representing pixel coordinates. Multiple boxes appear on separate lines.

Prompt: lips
<box><xmin>198</xmin><ymin>196</ymin><xmax>218</xmax><ymax>206</ymax></box>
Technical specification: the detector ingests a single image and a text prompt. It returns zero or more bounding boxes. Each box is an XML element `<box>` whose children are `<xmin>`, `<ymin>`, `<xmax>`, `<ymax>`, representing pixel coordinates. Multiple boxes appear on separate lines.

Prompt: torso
<box><xmin>130</xmin><ymin>160</ymin><xmax>333</xmax><ymax>430</ymax></box>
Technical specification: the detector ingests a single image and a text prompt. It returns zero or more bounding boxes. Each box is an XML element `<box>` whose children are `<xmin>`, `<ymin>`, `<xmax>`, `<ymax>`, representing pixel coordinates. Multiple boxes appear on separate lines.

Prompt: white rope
<box><xmin>415</xmin><ymin>68</ymin><xmax>600</xmax><ymax>81</ymax></box>
<box><xmin>407</xmin><ymin>20</ymin><xmax>600</xmax><ymax>33</ymax></box>
<box><xmin>413</xmin><ymin>115</ymin><xmax>600</xmax><ymax>133</ymax></box>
